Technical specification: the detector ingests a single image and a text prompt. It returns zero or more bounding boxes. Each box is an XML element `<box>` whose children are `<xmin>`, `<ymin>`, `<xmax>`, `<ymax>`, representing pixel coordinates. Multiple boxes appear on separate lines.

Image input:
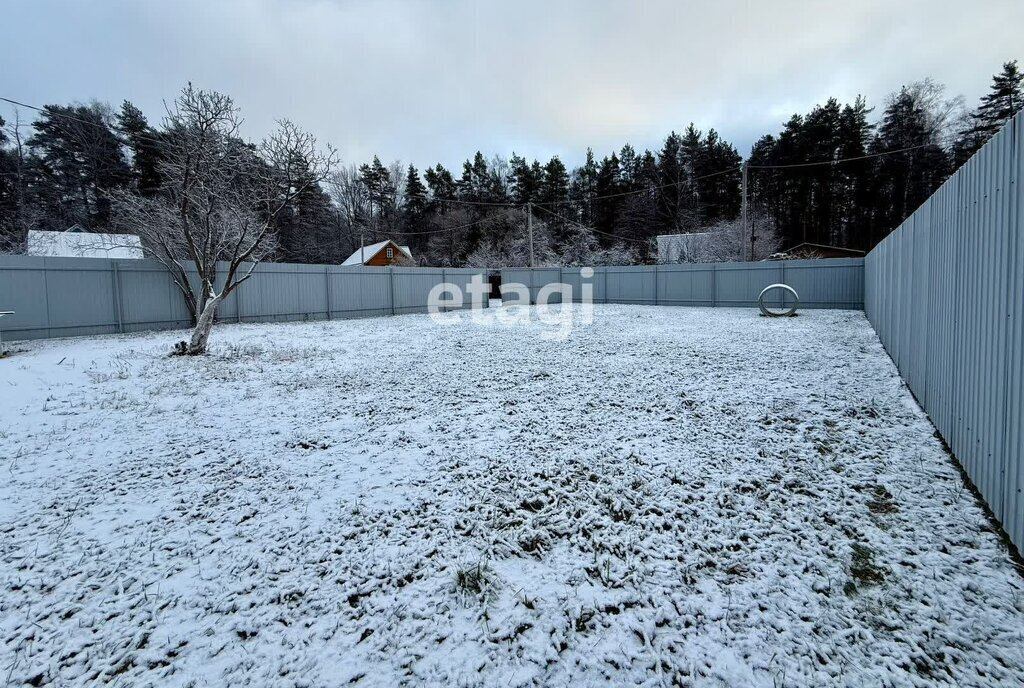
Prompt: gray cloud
<box><xmin>4</xmin><ymin>0</ymin><xmax>1021</xmax><ymax>169</ymax></box>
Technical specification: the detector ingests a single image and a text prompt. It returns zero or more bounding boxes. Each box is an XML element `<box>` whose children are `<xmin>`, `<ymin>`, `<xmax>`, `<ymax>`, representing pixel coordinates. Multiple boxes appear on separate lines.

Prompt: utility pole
<box><xmin>740</xmin><ymin>161</ymin><xmax>749</xmax><ymax>261</ymax></box>
<box><xmin>527</xmin><ymin>202</ymin><xmax>535</xmax><ymax>267</ymax></box>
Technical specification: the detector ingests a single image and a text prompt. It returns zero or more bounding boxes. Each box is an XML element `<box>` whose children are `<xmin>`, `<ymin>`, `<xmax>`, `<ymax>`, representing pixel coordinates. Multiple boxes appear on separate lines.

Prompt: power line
<box><xmin>3</xmin><ymin>95</ymin><xmax>530</xmax><ymax>209</ymax></box>
<box><xmin>385</xmin><ymin>205</ymin><xmax>524</xmax><ymax>236</ymax></box>
<box><xmin>426</xmin><ymin>195</ymin><xmax>518</xmax><ymax>207</ymax></box>
<box><xmin>3</xmin><ymin>94</ymin><xmax>966</xmax><ymax>205</ymax></box>
<box><xmin>533</xmin><ymin>166</ymin><xmax>741</xmax><ymax>208</ymax></box>
<box><xmin>530</xmin><ymin>203</ymin><xmax>651</xmax><ymax>245</ymax></box>
<box><xmin>0</xmin><ymin>96</ymin><xmax>169</xmax><ymax>149</ymax></box>
<box><xmin>746</xmin><ymin>142</ymin><xmax>945</xmax><ymax>169</ymax></box>
<box><xmin>309</xmin><ymin>206</ymin><xmax>525</xmax><ymax>247</ymax></box>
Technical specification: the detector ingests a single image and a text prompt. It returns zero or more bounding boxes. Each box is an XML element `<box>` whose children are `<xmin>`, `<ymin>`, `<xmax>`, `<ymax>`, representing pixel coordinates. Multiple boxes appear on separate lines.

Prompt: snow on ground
<box><xmin>1</xmin><ymin>305</ymin><xmax>1023</xmax><ymax>687</ymax></box>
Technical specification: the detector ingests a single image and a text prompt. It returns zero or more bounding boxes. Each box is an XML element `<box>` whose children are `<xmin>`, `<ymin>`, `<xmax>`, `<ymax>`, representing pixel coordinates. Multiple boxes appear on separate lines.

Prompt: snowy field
<box><xmin>1</xmin><ymin>305</ymin><xmax>1023</xmax><ymax>687</ymax></box>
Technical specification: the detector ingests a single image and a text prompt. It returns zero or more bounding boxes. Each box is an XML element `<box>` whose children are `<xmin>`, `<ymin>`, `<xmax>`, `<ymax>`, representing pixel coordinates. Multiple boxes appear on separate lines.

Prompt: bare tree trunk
<box><xmin>188</xmin><ymin>294</ymin><xmax>222</xmax><ymax>354</ymax></box>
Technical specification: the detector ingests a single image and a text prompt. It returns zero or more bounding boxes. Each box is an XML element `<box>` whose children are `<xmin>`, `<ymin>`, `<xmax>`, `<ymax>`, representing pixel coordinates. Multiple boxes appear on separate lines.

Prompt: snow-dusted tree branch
<box><xmin>113</xmin><ymin>84</ymin><xmax>336</xmax><ymax>354</ymax></box>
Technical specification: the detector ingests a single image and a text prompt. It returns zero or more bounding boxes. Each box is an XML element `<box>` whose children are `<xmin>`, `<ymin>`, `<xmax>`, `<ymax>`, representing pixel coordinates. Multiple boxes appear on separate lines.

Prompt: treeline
<box><xmin>0</xmin><ymin>61</ymin><xmax>1020</xmax><ymax>265</ymax></box>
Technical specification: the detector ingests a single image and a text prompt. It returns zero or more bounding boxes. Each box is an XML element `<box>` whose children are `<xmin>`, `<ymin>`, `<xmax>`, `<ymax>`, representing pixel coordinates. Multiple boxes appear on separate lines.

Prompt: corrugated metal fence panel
<box><xmin>1005</xmin><ymin>113</ymin><xmax>1024</xmax><ymax>552</ymax></box>
<box><xmin>499</xmin><ymin>268</ymin><xmax>564</xmax><ymax>303</ymax></box>
<box><xmin>657</xmin><ymin>264</ymin><xmax>715</xmax><ymax>306</ymax></box>
<box><xmin>331</xmin><ymin>267</ymin><xmax>390</xmax><ymax>317</ymax></box>
<box><xmin>500</xmin><ymin>259</ymin><xmax>863</xmax><ymax>309</ymax></box>
<box><xmin>117</xmin><ymin>261</ymin><xmax>192</xmax><ymax>333</ymax></box>
<box><xmin>864</xmin><ymin>111</ymin><xmax>1023</xmax><ymax>550</ymax></box>
<box><xmin>0</xmin><ymin>258</ymin><xmax>488</xmax><ymax>340</ymax></box>
<box><xmin>715</xmin><ymin>262</ymin><xmax>784</xmax><ymax>308</ymax></box>
<box><xmin>605</xmin><ymin>266</ymin><xmax>656</xmax><ymax>304</ymax></box>
<box><xmin>392</xmin><ymin>268</ymin><xmax>489</xmax><ymax>313</ymax></box>
<box><xmin>37</xmin><ymin>257</ymin><xmax>119</xmax><ymax>338</ymax></box>
<box><xmin>393</xmin><ymin>268</ymin><xmax>443</xmax><ymax>313</ymax></box>
<box><xmin>0</xmin><ymin>255</ymin><xmax>57</xmax><ymax>339</ymax></box>
<box><xmin>0</xmin><ymin>255</ymin><xmax>120</xmax><ymax>339</ymax></box>
<box><xmin>445</xmin><ymin>268</ymin><xmax>492</xmax><ymax>309</ymax></box>
<box><xmin>532</xmin><ymin>268</ymin><xmax>563</xmax><ymax>303</ymax></box>
<box><xmin>558</xmin><ymin>268</ymin><xmax>585</xmax><ymax>303</ymax></box>
<box><xmin>780</xmin><ymin>258</ymin><xmax>864</xmax><ymax>309</ymax></box>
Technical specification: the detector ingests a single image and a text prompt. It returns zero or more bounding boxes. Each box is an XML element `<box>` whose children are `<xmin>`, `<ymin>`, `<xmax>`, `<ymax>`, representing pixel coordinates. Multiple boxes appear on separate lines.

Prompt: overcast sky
<box><xmin>3</xmin><ymin>0</ymin><xmax>1021</xmax><ymax>171</ymax></box>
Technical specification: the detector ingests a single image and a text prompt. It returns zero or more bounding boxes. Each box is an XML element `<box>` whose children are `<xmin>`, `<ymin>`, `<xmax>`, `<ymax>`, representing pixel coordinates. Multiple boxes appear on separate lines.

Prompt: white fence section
<box><xmin>0</xmin><ymin>256</ymin><xmax>487</xmax><ymax>341</ymax></box>
<box><xmin>502</xmin><ymin>259</ymin><xmax>864</xmax><ymax>309</ymax></box>
<box><xmin>865</xmin><ymin>112</ymin><xmax>1023</xmax><ymax>550</ymax></box>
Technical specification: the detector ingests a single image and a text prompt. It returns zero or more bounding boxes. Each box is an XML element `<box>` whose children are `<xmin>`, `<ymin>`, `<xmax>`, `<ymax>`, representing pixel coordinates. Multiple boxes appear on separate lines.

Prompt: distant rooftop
<box><xmin>341</xmin><ymin>240</ymin><xmax>413</xmax><ymax>266</ymax></box>
<box><xmin>27</xmin><ymin>229</ymin><xmax>144</xmax><ymax>259</ymax></box>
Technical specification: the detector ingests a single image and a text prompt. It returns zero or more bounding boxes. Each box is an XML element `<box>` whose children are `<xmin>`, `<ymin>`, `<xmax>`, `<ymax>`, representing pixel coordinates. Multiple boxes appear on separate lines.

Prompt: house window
<box><xmin>386</xmin><ymin>247</ymin><xmax>394</xmax><ymax>259</ymax></box>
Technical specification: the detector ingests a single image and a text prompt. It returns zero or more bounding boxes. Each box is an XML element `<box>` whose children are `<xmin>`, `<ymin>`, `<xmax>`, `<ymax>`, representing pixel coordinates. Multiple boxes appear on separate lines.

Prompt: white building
<box><xmin>656</xmin><ymin>232</ymin><xmax>722</xmax><ymax>263</ymax></box>
<box><xmin>27</xmin><ymin>226</ymin><xmax>144</xmax><ymax>259</ymax></box>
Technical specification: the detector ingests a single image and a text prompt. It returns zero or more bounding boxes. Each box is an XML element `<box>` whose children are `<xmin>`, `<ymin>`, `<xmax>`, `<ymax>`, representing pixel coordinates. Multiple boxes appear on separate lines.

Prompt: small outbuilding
<box><xmin>768</xmin><ymin>243</ymin><xmax>866</xmax><ymax>260</ymax></box>
<box><xmin>27</xmin><ymin>226</ymin><xmax>144</xmax><ymax>259</ymax></box>
<box><xmin>341</xmin><ymin>240</ymin><xmax>414</xmax><ymax>267</ymax></box>
<box><xmin>656</xmin><ymin>232</ymin><xmax>722</xmax><ymax>263</ymax></box>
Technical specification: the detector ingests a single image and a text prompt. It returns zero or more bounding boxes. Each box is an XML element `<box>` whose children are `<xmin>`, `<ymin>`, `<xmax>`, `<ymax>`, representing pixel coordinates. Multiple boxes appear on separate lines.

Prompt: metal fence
<box><xmin>865</xmin><ymin>112</ymin><xmax>1023</xmax><ymax>551</ymax></box>
<box><xmin>0</xmin><ymin>255</ymin><xmax>487</xmax><ymax>341</ymax></box>
<box><xmin>502</xmin><ymin>259</ymin><xmax>864</xmax><ymax>309</ymax></box>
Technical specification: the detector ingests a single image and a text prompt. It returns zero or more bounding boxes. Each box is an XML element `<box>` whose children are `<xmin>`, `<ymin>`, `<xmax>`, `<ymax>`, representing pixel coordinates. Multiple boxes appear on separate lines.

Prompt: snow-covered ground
<box><xmin>1</xmin><ymin>305</ymin><xmax>1022</xmax><ymax>687</ymax></box>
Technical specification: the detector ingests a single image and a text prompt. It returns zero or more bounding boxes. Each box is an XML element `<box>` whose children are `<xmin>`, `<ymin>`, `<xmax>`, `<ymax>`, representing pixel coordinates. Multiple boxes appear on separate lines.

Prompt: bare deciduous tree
<box><xmin>699</xmin><ymin>212</ymin><xmax>782</xmax><ymax>262</ymax></box>
<box><xmin>113</xmin><ymin>85</ymin><xmax>336</xmax><ymax>354</ymax></box>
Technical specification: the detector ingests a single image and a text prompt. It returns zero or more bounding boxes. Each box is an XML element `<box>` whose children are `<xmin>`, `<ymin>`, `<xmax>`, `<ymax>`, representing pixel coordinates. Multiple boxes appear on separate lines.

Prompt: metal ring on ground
<box><xmin>758</xmin><ymin>283</ymin><xmax>799</xmax><ymax>317</ymax></box>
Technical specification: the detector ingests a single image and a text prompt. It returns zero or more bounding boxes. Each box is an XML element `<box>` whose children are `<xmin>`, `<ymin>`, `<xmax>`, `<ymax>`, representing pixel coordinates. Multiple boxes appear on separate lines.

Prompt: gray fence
<box><xmin>865</xmin><ymin>112</ymin><xmax>1023</xmax><ymax>550</ymax></box>
<box><xmin>502</xmin><ymin>259</ymin><xmax>864</xmax><ymax>309</ymax></box>
<box><xmin>0</xmin><ymin>255</ymin><xmax>487</xmax><ymax>341</ymax></box>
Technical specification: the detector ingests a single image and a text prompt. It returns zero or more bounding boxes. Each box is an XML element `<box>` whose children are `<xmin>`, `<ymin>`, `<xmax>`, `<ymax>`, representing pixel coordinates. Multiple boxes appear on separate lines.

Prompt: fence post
<box><xmin>781</xmin><ymin>261</ymin><xmax>787</xmax><ymax>310</ymax></box>
<box><xmin>603</xmin><ymin>266</ymin><xmax>608</xmax><ymax>304</ymax></box>
<box><xmin>325</xmin><ymin>265</ymin><xmax>332</xmax><ymax>320</ymax></box>
<box><xmin>389</xmin><ymin>266</ymin><xmax>396</xmax><ymax>316</ymax></box>
<box><xmin>712</xmin><ymin>263</ymin><xmax>717</xmax><ymax>307</ymax></box>
<box><xmin>441</xmin><ymin>268</ymin><xmax>447</xmax><ymax>312</ymax></box>
<box><xmin>111</xmin><ymin>261</ymin><xmax>123</xmax><ymax>333</ymax></box>
<box><xmin>653</xmin><ymin>264</ymin><xmax>659</xmax><ymax>306</ymax></box>
<box><xmin>236</xmin><ymin>266</ymin><xmax>243</xmax><ymax>323</ymax></box>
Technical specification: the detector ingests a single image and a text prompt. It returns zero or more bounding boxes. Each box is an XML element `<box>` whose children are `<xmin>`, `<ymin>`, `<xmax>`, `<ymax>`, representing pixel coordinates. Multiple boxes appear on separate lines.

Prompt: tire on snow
<box><xmin>758</xmin><ymin>283</ymin><xmax>799</xmax><ymax>317</ymax></box>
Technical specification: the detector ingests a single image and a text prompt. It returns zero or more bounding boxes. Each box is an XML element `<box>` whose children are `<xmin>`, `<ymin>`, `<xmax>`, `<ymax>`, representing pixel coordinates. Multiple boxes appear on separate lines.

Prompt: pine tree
<box><xmin>457</xmin><ymin>152</ymin><xmax>491</xmax><ymax>202</ymax></box>
<box><xmin>424</xmin><ymin>164</ymin><xmax>457</xmax><ymax>213</ymax></box>
<box><xmin>404</xmin><ymin>165</ymin><xmax>427</xmax><ymax>215</ymax></box>
<box><xmin>357</xmin><ymin>156</ymin><xmax>396</xmax><ymax>238</ymax></box>
<box><xmin>656</xmin><ymin>131</ymin><xmax>687</xmax><ymax>234</ymax></box>
<box><xmin>509</xmin><ymin>154</ymin><xmax>539</xmax><ymax>205</ymax></box>
<box><xmin>593</xmin><ymin>153</ymin><xmax>622</xmax><ymax>245</ymax></box>
<box><xmin>954</xmin><ymin>60</ymin><xmax>1023</xmax><ymax>164</ymax></box>
<box><xmin>401</xmin><ymin>165</ymin><xmax>429</xmax><ymax>257</ymax></box>
<box><xmin>0</xmin><ymin>116</ymin><xmax>19</xmax><ymax>250</ymax></box>
<box><xmin>696</xmin><ymin>129</ymin><xmax>741</xmax><ymax>225</ymax></box>
<box><xmin>973</xmin><ymin>60</ymin><xmax>1023</xmax><ymax>137</ymax></box>
<box><xmin>539</xmin><ymin>156</ymin><xmax>570</xmax><ymax>244</ymax></box>
<box><xmin>539</xmin><ymin>156</ymin><xmax>569</xmax><ymax>206</ymax></box>
<box><xmin>27</xmin><ymin>103</ymin><xmax>131</xmax><ymax>229</ymax></box>
<box><xmin>117</xmin><ymin>101</ymin><xmax>162</xmax><ymax>197</ymax></box>
<box><xmin>836</xmin><ymin>97</ymin><xmax>875</xmax><ymax>248</ymax></box>
<box><xmin>276</xmin><ymin>167</ymin><xmax>335</xmax><ymax>263</ymax></box>
<box><xmin>569</xmin><ymin>148</ymin><xmax>598</xmax><ymax>226</ymax></box>
<box><xmin>868</xmin><ymin>88</ymin><xmax>950</xmax><ymax>246</ymax></box>
<box><xmin>617</xmin><ymin>150</ymin><xmax>659</xmax><ymax>260</ymax></box>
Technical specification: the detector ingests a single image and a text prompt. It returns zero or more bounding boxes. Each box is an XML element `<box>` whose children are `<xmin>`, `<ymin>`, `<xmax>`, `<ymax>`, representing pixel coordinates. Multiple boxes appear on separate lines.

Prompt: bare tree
<box><xmin>902</xmin><ymin>78</ymin><xmax>966</xmax><ymax>143</ymax></box>
<box><xmin>113</xmin><ymin>85</ymin><xmax>336</xmax><ymax>354</ymax></box>
<box><xmin>701</xmin><ymin>212</ymin><xmax>782</xmax><ymax>262</ymax></box>
<box><xmin>326</xmin><ymin>163</ymin><xmax>369</xmax><ymax>256</ymax></box>
<box><xmin>1</xmin><ymin>108</ymin><xmax>34</xmax><ymax>249</ymax></box>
